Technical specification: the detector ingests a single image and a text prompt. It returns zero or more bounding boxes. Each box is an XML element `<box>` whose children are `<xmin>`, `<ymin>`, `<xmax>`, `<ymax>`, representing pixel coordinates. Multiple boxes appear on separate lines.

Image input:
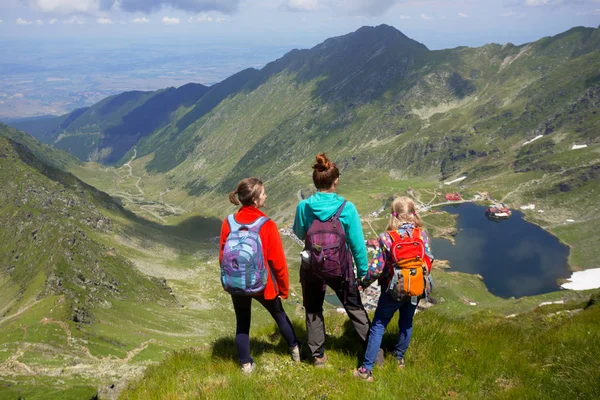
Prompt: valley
<box><xmin>1</xmin><ymin>22</ymin><xmax>599</xmax><ymax>398</ymax></box>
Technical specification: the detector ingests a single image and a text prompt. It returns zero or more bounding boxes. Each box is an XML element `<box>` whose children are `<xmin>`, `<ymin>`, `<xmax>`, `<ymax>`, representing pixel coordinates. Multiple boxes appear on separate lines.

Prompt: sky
<box><xmin>0</xmin><ymin>1</ymin><xmax>599</xmax><ymax>49</ymax></box>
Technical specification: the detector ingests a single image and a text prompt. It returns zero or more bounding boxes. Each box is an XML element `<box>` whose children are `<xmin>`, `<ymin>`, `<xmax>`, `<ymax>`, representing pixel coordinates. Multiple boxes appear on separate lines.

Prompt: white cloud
<box><xmin>16</xmin><ymin>18</ymin><xmax>33</xmax><ymax>25</ymax></box>
<box><xmin>576</xmin><ymin>8</ymin><xmax>600</xmax><ymax>15</ymax></box>
<box><xmin>97</xmin><ymin>17</ymin><xmax>113</xmax><ymax>24</ymax></box>
<box><xmin>399</xmin><ymin>15</ymin><xmax>411</xmax><ymax>19</ymax></box>
<box><xmin>458</xmin><ymin>12</ymin><xmax>469</xmax><ymax>18</ymax></box>
<box><xmin>49</xmin><ymin>18</ymin><xmax>58</xmax><ymax>24</ymax></box>
<box><xmin>198</xmin><ymin>14</ymin><xmax>213</xmax><ymax>22</ymax></box>
<box><xmin>420</xmin><ymin>13</ymin><xmax>433</xmax><ymax>20</ymax></box>
<box><xmin>36</xmin><ymin>19</ymin><xmax>44</xmax><ymax>24</ymax></box>
<box><xmin>131</xmin><ymin>17</ymin><xmax>149</xmax><ymax>23</ymax></box>
<box><xmin>216</xmin><ymin>17</ymin><xmax>225</xmax><ymax>22</ymax></box>
<box><xmin>162</xmin><ymin>16</ymin><xmax>180</xmax><ymax>25</ymax></box>
<box><xmin>524</xmin><ymin>0</ymin><xmax>552</xmax><ymax>5</ymax></box>
<box><xmin>27</xmin><ymin>0</ymin><xmax>100</xmax><ymax>15</ymax></box>
<box><xmin>24</xmin><ymin>0</ymin><xmax>243</xmax><ymax>15</ymax></box>
<box><xmin>523</xmin><ymin>0</ymin><xmax>569</xmax><ymax>5</ymax></box>
<box><xmin>284</xmin><ymin>0</ymin><xmax>319</xmax><ymax>12</ymax></box>
<box><xmin>63</xmin><ymin>16</ymin><xmax>85</xmax><ymax>24</ymax></box>
<box><xmin>281</xmin><ymin>0</ymin><xmax>398</xmax><ymax>17</ymax></box>
<box><xmin>501</xmin><ymin>11</ymin><xmax>517</xmax><ymax>17</ymax></box>
<box><xmin>118</xmin><ymin>0</ymin><xmax>242</xmax><ymax>14</ymax></box>
<box><xmin>0</xmin><ymin>20</ymin><xmax>3</xmax><ymax>25</ymax></box>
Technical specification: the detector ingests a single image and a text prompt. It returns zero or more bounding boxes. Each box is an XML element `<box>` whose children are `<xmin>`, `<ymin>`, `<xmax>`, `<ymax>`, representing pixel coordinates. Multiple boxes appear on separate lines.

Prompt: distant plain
<box><xmin>0</xmin><ymin>38</ymin><xmax>298</xmax><ymax>119</ymax></box>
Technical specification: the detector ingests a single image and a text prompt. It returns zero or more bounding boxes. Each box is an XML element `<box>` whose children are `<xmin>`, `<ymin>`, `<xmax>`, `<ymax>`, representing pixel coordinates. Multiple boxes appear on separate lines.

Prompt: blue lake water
<box><xmin>430</xmin><ymin>203</ymin><xmax>570</xmax><ymax>298</ymax></box>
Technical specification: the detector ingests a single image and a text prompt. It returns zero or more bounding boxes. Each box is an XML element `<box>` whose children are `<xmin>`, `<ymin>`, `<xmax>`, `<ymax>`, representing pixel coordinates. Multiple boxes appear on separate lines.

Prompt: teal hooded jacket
<box><xmin>293</xmin><ymin>192</ymin><xmax>368</xmax><ymax>278</ymax></box>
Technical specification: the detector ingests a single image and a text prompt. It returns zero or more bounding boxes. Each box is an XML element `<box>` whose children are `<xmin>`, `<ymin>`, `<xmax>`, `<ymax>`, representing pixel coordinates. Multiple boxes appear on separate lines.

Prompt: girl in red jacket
<box><xmin>219</xmin><ymin>177</ymin><xmax>300</xmax><ymax>374</ymax></box>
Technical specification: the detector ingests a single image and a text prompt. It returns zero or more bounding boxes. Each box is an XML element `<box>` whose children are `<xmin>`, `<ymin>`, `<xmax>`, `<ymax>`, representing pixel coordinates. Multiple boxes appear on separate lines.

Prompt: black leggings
<box><xmin>231</xmin><ymin>295</ymin><xmax>298</xmax><ymax>364</ymax></box>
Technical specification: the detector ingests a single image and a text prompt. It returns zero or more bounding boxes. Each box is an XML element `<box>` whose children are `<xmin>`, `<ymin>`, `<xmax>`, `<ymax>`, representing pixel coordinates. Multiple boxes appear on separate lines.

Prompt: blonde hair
<box><xmin>386</xmin><ymin>196</ymin><xmax>423</xmax><ymax>231</ymax></box>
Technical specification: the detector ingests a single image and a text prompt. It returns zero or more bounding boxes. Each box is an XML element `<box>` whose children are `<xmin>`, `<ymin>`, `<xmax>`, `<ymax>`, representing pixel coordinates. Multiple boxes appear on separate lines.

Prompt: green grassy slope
<box><xmin>0</xmin><ymin>123</ymin><xmax>80</xmax><ymax>170</ymax></box>
<box><xmin>112</xmin><ymin>25</ymin><xmax>598</xmax><ymax>269</ymax></box>
<box><xmin>116</xmin><ymin>25</ymin><xmax>596</xmax><ymax>211</ymax></box>
<box><xmin>10</xmin><ymin>84</ymin><xmax>210</xmax><ymax>165</ymax></box>
<box><xmin>122</xmin><ymin>292</ymin><xmax>600</xmax><ymax>400</ymax></box>
<box><xmin>0</xmin><ymin>131</ymin><xmax>217</xmax><ymax>397</ymax></box>
<box><xmin>0</xmin><ymin>127</ymin><xmax>306</xmax><ymax>399</ymax></box>
<box><xmin>3</xmin><ymin>24</ymin><xmax>600</xmax><ymax>398</ymax></box>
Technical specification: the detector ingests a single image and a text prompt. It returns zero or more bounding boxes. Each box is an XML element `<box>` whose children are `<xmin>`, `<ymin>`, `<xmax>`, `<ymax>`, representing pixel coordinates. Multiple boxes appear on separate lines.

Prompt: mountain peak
<box><xmin>356</xmin><ymin>23</ymin><xmax>407</xmax><ymax>38</ymax></box>
<box><xmin>316</xmin><ymin>24</ymin><xmax>428</xmax><ymax>52</ymax></box>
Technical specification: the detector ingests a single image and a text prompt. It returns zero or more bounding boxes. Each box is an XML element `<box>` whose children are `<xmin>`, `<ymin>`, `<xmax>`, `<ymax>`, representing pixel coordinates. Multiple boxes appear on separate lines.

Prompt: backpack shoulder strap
<box><xmin>227</xmin><ymin>214</ymin><xmax>242</xmax><ymax>232</ymax></box>
<box><xmin>246</xmin><ymin>216</ymin><xmax>270</xmax><ymax>233</ymax></box>
<box><xmin>412</xmin><ymin>227</ymin><xmax>421</xmax><ymax>240</ymax></box>
<box><xmin>388</xmin><ymin>230</ymin><xmax>402</xmax><ymax>242</ymax></box>
<box><xmin>332</xmin><ymin>200</ymin><xmax>348</xmax><ymax>220</ymax></box>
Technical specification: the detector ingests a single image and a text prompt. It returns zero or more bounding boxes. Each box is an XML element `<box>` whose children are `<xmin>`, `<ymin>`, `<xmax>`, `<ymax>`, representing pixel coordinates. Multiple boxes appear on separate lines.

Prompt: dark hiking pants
<box><xmin>231</xmin><ymin>295</ymin><xmax>298</xmax><ymax>365</ymax></box>
<box><xmin>301</xmin><ymin>270</ymin><xmax>371</xmax><ymax>358</ymax></box>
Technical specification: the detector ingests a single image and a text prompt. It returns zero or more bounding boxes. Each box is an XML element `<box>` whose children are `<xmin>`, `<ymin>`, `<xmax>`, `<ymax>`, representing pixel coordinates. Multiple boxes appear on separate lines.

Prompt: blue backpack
<box><xmin>221</xmin><ymin>215</ymin><xmax>270</xmax><ymax>295</ymax></box>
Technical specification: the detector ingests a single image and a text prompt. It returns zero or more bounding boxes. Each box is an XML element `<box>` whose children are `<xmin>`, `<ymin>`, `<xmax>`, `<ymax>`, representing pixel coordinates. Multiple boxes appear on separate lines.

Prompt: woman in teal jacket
<box><xmin>293</xmin><ymin>153</ymin><xmax>371</xmax><ymax>367</ymax></box>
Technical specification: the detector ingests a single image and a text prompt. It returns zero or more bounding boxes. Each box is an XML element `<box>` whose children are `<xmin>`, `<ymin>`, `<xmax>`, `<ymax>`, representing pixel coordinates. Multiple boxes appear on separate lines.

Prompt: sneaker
<box><xmin>241</xmin><ymin>362</ymin><xmax>256</xmax><ymax>375</ymax></box>
<box><xmin>290</xmin><ymin>343</ymin><xmax>301</xmax><ymax>363</ymax></box>
<box><xmin>397</xmin><ymin>358</ymin><xmax>405</xmax><ymax>369</ymax></box>
<box><xmin>313</xmin><ymin>353</ymin><xmax>328</xmax><ymax>368</ymax></box>
<box><xmin>375</xmin><ymin>348</ymin><xmax>384</xmax><ymax>367</ymax></box>
<box><xmin>353</xmin><ymin>366</ymin><xmax>374</xmax><ymax>382</ymax></box>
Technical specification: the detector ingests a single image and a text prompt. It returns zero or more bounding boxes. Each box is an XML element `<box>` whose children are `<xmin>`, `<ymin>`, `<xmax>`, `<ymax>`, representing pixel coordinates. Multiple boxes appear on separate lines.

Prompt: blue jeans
<box><xmin>362</xmin><ymin>291</ymin><xmax>418</xmax><ymax>371</ymax></box>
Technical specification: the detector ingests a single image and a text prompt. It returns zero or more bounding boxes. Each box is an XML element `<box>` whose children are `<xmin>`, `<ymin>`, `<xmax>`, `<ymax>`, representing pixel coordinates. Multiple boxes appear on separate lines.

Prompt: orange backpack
<box><xmin>387</xmin><ymin>228</ymin><xmax>432</xmax><ymax>300</ymax></box>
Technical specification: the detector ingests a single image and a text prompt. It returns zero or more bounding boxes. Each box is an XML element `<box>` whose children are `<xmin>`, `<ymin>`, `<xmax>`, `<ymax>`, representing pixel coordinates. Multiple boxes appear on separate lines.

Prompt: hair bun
<box><xmin>313</xmin><ymin>153</ymin><xmax>330</xmax><ymax>172</ymax></box>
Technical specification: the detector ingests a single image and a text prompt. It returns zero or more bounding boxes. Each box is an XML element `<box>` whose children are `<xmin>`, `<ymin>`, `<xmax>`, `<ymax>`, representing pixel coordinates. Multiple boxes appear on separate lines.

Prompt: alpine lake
<box><xmin>324</xmin><ymin>203</ymin><xmax>571</xmax><ymax>306</ymax></box>
<box><xmin>430</xmin><ymin>202</ymin><xmax>570</xmax><ymax>299</ymax></box>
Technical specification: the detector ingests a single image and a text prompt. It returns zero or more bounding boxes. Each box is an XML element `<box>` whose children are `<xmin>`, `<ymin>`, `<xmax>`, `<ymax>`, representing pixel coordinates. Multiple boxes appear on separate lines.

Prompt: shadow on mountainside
<box><xmin>8</xmin><ymin>136</ymin><xmax>222</xmax><ymax>253</ymax></box>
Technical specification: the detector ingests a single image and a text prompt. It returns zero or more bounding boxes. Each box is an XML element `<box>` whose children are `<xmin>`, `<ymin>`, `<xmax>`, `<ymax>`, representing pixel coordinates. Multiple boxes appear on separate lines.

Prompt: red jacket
<box><xmin>219</xmin><ymin>205</ymin><xmax>289</xmax><ymax>300</ymax></box>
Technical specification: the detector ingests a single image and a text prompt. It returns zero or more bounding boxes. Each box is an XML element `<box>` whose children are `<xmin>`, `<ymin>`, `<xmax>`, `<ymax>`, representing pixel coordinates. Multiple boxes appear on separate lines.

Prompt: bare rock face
<box><xmin>72</xmin><ymin>305</ymin><xmax>94</xmax><ymax>324</ymax></box>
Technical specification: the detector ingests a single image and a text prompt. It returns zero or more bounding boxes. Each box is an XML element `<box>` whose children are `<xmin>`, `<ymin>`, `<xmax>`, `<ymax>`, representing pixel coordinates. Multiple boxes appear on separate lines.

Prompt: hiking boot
<box><xmin>313</xmin><ymin>353</ymin><xmax>328</xmax><ymax>368</ymax></box>
<box><xmin>353</xmin><ymin>366</ymin><xmax>374</xmax><ymax>382</ymax></box>
<box><xmin>290</xmin><ymin>343</ymin><xmax>301</xmax><ymax>363</ymax></box>
<box><xmin>241</xmin><ymin>362</ymin><xmax>256</xmax><ymax>375</ymax></box>
<box><xmin>375</xmin><ymin>348</ymin><xmax>385</xmax><ymax>367</ymax></box>
<box><xmin>397</xmin><ymin>358</ymin><xmax>405</xmax><ymax>369</ymax></box>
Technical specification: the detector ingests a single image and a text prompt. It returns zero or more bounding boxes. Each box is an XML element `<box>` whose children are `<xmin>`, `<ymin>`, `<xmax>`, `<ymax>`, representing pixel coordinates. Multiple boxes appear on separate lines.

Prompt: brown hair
<box><xmin>386</xmin><ymin>197</ymin><xmax>423</xmax><ymax>230</ymax></box>
<box><xmin>229</xmin><ymin>178</ymin><xmax>263</xmax><ymax>206</ymax></box>
<box><xmin>312</xmin><ymin>153</ymin><xmax>340</xmax><ymax>190</ymax></box>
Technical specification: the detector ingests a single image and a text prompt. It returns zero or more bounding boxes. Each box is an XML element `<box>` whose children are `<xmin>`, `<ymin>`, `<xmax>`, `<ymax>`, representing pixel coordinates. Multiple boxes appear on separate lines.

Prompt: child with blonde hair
<box><xmin>354</xmin><ymin>196</ymin><xmax>433</xmax><ymax>381</ymax></box>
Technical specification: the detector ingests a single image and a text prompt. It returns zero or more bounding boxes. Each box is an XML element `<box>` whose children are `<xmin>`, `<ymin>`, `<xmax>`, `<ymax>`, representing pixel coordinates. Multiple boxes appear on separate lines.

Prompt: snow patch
<box><xmin>571</xmin><ymin>144</ymin><xmax>588</xmax><ymax>150</ymax></box>
<box><xmin>561</xmin><ymin>268</ymin><xmax>600</xmax><ymax>291</ymax></box>
<box><xmin>522</xmin><ymin>135</ymin><xmax>543</xmax><ymax>146</ymax></box>
<box><xmin>539</xmin><ymin>300</ymin><xmax>564</xmax><ymax>306</ymax></box>
<box><xmin>444</xmin><ymin>176</ymin><xmax>467</xmax><ymax>185</ymax></box>
<box><xmin>520</xmin><ymin>204</ymin><xmax>535</xmax><ymax>210</ymax></box>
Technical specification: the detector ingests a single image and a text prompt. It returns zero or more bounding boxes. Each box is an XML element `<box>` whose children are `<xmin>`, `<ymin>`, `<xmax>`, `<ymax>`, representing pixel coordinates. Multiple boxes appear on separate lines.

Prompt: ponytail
<box><xmin>229</xmin><ymin>189</ymin><xmax>240</xmax><ymax>205</ymax></box>
<box><xmin>229</xmin><ymin>178</ymin><xmax>263</xmax><ymax>207</ymax></box>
